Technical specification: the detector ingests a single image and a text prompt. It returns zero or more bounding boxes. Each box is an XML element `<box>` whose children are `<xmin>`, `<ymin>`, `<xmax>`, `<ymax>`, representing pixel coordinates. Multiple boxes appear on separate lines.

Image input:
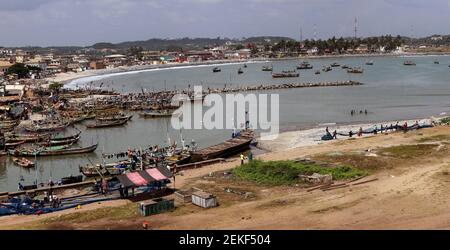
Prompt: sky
<box><xmin>0</xmin><ymin>0</ymin><xmax>449</xmax><ymax>47</ymax></box>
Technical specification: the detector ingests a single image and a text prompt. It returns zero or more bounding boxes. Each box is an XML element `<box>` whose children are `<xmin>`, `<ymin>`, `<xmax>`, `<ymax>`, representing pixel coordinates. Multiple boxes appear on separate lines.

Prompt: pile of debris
<box><xmin>299</xmin><ymin>173</ymin><xmax>333</xmax><ymax>185</ymax></box>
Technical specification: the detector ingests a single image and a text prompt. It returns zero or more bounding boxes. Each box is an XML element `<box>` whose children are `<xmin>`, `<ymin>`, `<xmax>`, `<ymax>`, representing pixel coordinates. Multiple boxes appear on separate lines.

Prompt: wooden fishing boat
<box><xmin>24</xmin><ymin>122</ymin><xmax>69</xmax><ymax>133</ymax></box>
<box><xmin>79</xmin><ymin>165</ymin><xmax>109</xmax><ymax>177</ymax></box>
<box><xmin>0</xmin><ymin>127</ymin><xmax>14</xmax><ymax>133</ymax></box>
<box><xmin>4</xmin><ymin>141</ymin><xmax>26</xmax><ymax>149</ymax></box>
<box><xmin>79</xmin><ymin>161</ymin><xmax>130</xmax><ymax>177</ymax></box>
<box><xmin>212</xmin><ymin>67</ymin><xmax>221</xmax><ymax>73</ymax></box>
<box><xmin>347</xmin><ymin>67</ymin><xmax>364</xmax><ymax>74</ymax></box>
<box><xmin>60</xmin><ymin>175</ymin><xmax>83</xmax><ymax>185</ymax></box>
<box><xmin>238</xmin><ymin>68</ymin><xmax>244</xmax><ymax>74</ymax></box>
<box><xmin>86</xmin><ymin>119</ymin><xmax>128</xmax><ymax>129</ymax></box>
<box><xmin>330</xmin><ymin>62</ymin><xmax>340</xmax><ymax>67</ymax></box>
<box><xmin>262</xmin><ymin>65</ymin><xmax>273</xmax><ymax>72</ymax></box>
<box><xmin>297</xmin><ymin>62</ymin><xmax>313</xmax><ymax>70</ymax></box>
<box><xmin>341</xmin><ymin>65</ymin><xmax>350</xmax><ymax>69</ymax></box>
<box><xmin>12</xmin><ymin>157</ymin><xmax>35</xmax><ymax>168</ymax></box>
<box><xmin>139</xmin><ymin>110</ymin><xmax>174</xmax><ymax>118</ymax></box>
<box><xmin>5</xmin><ymin>131</ymin><xmax>81</xmax><ymax>144</ymax></box>
<box><xmin>0</xmin><ymin>120</ymin><xmax>19</xmax><ymax>127</ymax></box>
<box><xmin>10</xmin><ymin>143</ymin><xmax>97</xmax><ymax>157</ymax></box>
<box><xmin>165</xmin><ymin>153</ymin><xmax>192</xmax><ymax>166</ymax></box>
<box><xmin>322</xmin><ymin>66</ymin><xmax>332</xmax><ymax>72</ymax></box>
<box><xmin>272</xmin><ymin>72</ymin><xmax>299</xmax><ymax>78</ymax></box>
<box><xmin>96</xmin><ymin>114</ymin><xmax>133</xmax><ymax>122</ymax></box>
<box><xmin>315</xmin><ymin>70</ymin><xmax>321</xmax><ymax>75</ymax></box>
<box><xmin>190</xmin><ymin>130</ymin><xmax>254</xmax><ymax>162</ymax></box>
<box><xmin>5</xmin><ymin>134</ymin><xmax>43</xmax><ymax>143</ymax></box>
<box><xmin>0</xmin><ymin>123</ymin><xmax>18</xmax><ymax>130</ymax></box>
<box><xmin>50</xmin><ymin>131</ymin><xmax>82</xmax><ymax>141</ymax></box>
<box><xmin>404</xmin><ymin>61</ymin><xmax>416</xmax><ymax>66</ymax></box>
<box><xmin>365</xmin><ymin>60</ymin><xmax>374</xmax><ymax>65</ymax></box>
<box><xmin>39</xmin><ymin>135</ymin><xmax>81</xmax><ymax>147</ymax></box>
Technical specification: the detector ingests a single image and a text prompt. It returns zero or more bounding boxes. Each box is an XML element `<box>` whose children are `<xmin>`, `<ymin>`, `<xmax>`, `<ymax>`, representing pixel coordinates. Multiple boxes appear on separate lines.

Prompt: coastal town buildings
<box><xmin>2</xmin><ymin>35</ymin><xmax>450</xmax><ymax>84</ymax></box>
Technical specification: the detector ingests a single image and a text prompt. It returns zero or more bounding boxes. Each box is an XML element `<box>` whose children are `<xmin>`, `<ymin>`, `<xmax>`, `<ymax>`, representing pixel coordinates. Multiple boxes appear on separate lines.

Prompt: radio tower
<box><xmin>300</xmin><ymin>25</ymin><xmax>303</xmax><ymax>42</ymax></box>
<box><xmin>313</xmin><ymin>24</ymin><xmax>317</xmax><ymax>41</ymax></box>
<box><xmin>354</xmin><ymin>17</ymin><xmax>358</xmax><ymax>39</ymax></box>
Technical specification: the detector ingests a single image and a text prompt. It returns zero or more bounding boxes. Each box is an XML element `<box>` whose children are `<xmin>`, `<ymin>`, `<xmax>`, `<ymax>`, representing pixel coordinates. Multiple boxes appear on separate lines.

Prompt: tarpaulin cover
<box><xmin>146</xmin><ymin>168</ymin><xmax>167</xmax><ymax>181</ymax></box>
<box><xmin>117</xmin><ymin>167</ymin><xmax>173</xmax><ymax>188</ymax></box>
<box><xmin>127</xmin><ymin>172</ymin><xmax>148</xmax><ymax>186</ymax></box>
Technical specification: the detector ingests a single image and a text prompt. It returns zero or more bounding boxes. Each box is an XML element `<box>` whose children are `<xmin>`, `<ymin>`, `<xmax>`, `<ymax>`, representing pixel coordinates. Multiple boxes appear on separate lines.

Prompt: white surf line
<box><xmin>64</xmin><ymin>60</ymin><xmax>268</xmax><ymax>90</ymax></box>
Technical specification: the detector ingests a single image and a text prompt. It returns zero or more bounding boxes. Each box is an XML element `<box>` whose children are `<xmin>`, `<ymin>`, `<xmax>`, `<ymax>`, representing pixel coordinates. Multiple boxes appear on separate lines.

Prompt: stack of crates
<box><xmin>138</xmin><ymin>198</ymin><xmax>175</xmax><ymax>216</ymax></box>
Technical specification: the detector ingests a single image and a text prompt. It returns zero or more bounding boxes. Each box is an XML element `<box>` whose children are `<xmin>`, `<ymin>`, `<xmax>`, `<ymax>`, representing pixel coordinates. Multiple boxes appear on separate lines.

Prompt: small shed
<box><xmin>138</xmin><ymin>198</ymin><xmax>175</xmax><ymax>216</ymax></box>
<box><xmin>191</xmin><ymin>191</ymin><xmax>218</xmax><ymax>208</ymax></box>
<box><xmin>174</xmin><ymin>189</ymin><xmax>193</xmax><ymax>203</ymax></box>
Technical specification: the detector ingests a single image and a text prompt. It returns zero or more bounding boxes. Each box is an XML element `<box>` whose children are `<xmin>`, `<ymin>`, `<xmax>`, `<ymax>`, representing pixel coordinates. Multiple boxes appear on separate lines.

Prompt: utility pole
<box><xmin>354</xmin><ymin>17</ymin><xmax>358</xmax><ymax>39</ymax></box>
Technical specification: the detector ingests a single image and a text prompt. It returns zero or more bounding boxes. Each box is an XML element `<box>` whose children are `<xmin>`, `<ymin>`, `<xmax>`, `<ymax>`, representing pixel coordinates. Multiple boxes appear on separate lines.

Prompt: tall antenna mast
<box><xmin>300</xmin><ymin>25</ymin><xmax>303</xmax><ymax>42</ymax></box>
<box><xmin>354</xmin><ymin>17</ymin><xmax>358</xmax><ymax>39</ymax></box>
<box><xmin>313</xmin><ymin>24</ymin><xmax>317</xmax><ymax>41</ymax></box>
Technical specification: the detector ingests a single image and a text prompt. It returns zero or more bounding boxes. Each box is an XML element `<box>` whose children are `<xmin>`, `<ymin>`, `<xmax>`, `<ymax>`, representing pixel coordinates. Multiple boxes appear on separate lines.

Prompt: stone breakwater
<box><xmin>206</xmin><ymin>80</ymin><xmax>362</xmax><ymax>94</ymax></box>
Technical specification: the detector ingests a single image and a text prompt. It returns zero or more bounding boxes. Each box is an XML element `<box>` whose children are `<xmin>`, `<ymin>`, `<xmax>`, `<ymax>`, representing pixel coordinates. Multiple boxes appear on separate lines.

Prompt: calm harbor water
<box><xmin>2</xmin><ymin>55</ymin><xmax>450</xmax><ymax>191</ymax></box>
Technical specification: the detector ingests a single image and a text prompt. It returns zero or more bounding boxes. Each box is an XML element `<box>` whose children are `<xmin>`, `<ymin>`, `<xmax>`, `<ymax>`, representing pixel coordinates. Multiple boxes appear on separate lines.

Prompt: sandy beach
<box><xmin>258</xmin><ymin>117</ymin><xmax>436</xmax><ymax>152</ymax></box>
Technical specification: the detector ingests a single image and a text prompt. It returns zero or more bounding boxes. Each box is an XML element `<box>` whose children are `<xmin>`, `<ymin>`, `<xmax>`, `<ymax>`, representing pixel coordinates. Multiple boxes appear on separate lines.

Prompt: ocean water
<box><xmin>1</xmin><ymin>55</ymin><xmax>450</xmax><ymax>191</ymax></box>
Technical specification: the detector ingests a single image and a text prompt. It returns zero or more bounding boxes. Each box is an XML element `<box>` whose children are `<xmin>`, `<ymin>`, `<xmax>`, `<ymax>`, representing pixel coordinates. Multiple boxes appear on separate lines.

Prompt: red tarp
<box><xmin>127</xmin><ymin>172</ymin><xmax>148</xmax><ymax>186</ymax></box>
<box><xmin>146</xmin><ymin>168</ymin><xmax>167</xmax><ymax>181</ymax></box>
<box><xmin>116</xmin><ymin>167</ymin><xmax>173</xmax><ymax>188</ymax></box>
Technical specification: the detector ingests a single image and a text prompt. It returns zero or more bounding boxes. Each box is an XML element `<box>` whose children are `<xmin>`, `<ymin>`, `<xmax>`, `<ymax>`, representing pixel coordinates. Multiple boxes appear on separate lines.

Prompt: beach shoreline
<box><xmin>257</xmin><ymin>115</ymin><xmax>444</xmax><ymax>152</ymax></box>
<box><xmin>50</xmin><ymin>52</ymin><xmax>450</xmax><ymax>88</ymax></box>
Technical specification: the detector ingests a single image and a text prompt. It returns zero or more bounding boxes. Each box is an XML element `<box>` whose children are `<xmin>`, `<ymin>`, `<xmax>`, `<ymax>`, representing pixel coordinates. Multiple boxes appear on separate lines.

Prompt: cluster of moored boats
<box><xmin>1</xmin><ymin>89</ymin><xmax>257</xmax><ymax>186</ymax></box>
<box><xmin>211</xmin><ymin>63</ymin><xmax>248</xmax><ymax>75</ymax></box>
<box><xmin>256</xmin><ymin>60</ymin><xmax>370</xmax><ymax>78</ymax></box>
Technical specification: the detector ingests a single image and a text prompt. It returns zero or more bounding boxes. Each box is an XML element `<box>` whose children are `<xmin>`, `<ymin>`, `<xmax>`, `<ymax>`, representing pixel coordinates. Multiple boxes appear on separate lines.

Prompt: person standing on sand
<box><xmin>332</xmin><ymin>130</ymin><xmax>337</xmax><ymax>139</ymax></box>
<box><xmin>240</xmin><ymin>154</ymin><xmax>245</xmax><ymax>165</ymax></box>
<box><xmin>119</xmin><ymin>185</ymin><xmax>124</xmax><ymax>199</ymax></box>
<box><xmin>358</xmin><ymin>127</ymin><xmax>363</xmax><ymax>137</ymax></box>
<box><xmin>102</xmin><ymin>179</ymin><xmax>108</xmax><ymax>195</ymax></box>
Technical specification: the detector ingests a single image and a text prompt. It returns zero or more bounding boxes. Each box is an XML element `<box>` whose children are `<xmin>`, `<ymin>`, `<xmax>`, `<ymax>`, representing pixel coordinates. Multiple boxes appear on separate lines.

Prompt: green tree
<box><xmin>6</xmin><ymin>63</ymin><xmax>29</xmax><ymax>79</ymax></box>
<box><xmin>48</xmin><ymin>82</ymin><xmax>64</xmax><ymax>90</ymax></box>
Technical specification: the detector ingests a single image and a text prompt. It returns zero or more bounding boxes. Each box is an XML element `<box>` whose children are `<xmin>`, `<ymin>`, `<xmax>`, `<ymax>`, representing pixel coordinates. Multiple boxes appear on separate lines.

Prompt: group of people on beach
<box><xmin>325</xmin><ymin>121</ymin><xmax>419</xmax><ymax>140</ymax></box>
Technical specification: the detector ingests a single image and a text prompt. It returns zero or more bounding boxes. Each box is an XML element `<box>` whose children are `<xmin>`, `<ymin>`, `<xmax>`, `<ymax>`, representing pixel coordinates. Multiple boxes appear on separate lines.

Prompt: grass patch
<box><xmin>314</xmin><ymin>153</ymin><xmax>391</xmax><ymax>170</ymax></box>
<box><xmin>378</xmin><ymin>144</ymin><xmax>439</xmax><ymax>159</ymax></box>
<box><xmin>417</xmin><ymin>134</ymin><xmax>450</xmax><ymax>143</ymax></box>
<box><xmin>232</xmin><ymin>160</ymin><xmax>367</xmax><ymax>186</ymax></box>
<box><xmin>42</xmin><ymin>202</ymin><xmax>138</xmax><ymax>224</ymax></box>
